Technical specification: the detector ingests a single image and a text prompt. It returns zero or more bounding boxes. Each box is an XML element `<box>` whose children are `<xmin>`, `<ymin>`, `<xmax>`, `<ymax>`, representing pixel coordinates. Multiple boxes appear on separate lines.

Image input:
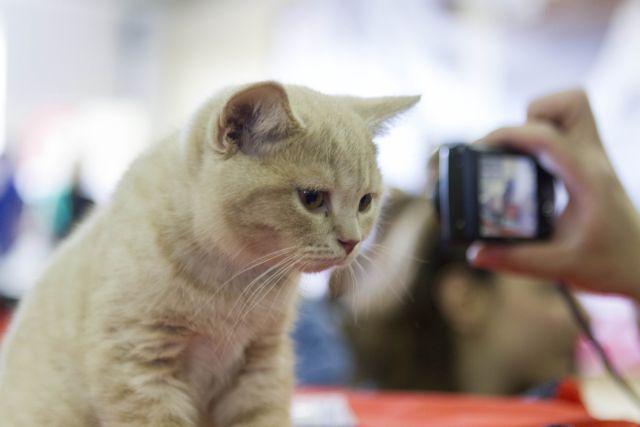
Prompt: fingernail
<box><xmin>466</xmin><ymin>243</ymin><xmax>481</xmax><ymax>264</ymax></box>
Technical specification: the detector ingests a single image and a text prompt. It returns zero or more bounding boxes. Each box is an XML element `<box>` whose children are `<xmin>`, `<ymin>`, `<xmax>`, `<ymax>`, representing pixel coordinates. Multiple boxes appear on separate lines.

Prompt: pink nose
<box><xmin>338</xmin><ymin>239</ymin><xmax>359</xmax><ymax>255</ymax></box>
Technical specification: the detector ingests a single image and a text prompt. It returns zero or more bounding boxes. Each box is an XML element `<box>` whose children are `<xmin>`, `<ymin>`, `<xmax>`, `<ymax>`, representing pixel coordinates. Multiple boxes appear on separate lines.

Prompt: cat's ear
<box><xmin>215</xmin><ymin>82</ymin><xmax>302</xmax><ymax>156</ymax></box>
<box><xmin>347</xmin><ymin>95</ymin><xmax>421</xmax><ymax>136</ymax></box>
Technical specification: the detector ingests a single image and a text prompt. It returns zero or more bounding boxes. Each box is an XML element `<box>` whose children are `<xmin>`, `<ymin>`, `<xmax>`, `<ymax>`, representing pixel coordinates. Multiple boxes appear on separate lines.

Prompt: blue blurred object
<box><xmin>0</xmin><ymin>157</ymin><xmax>23</xmax><ymax>256</ymax></box>
<box><xmin>293</xmin><ymin>298</ymin><xmax>354</xmax><ymax>386</ymax></box>
<box><xmin>525</xmin><ymin>379</ymin><xmax>562</xmax><ymax>399</ymax></box>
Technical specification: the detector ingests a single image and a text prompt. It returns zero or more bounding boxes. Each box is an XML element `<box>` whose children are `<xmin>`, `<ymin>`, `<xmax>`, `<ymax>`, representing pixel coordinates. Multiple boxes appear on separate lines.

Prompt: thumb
<box><xmin>467</xmin><ymin>242</ymin><xmax>568</xmax><ymax>281</ymax></box>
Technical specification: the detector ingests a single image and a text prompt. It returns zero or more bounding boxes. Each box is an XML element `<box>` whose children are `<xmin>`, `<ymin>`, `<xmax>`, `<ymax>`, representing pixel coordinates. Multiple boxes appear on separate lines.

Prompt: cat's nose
<box><xmin>338</xmin><ymin>239</ymin><xmax>359</xmax><ymax>255</ymax></box>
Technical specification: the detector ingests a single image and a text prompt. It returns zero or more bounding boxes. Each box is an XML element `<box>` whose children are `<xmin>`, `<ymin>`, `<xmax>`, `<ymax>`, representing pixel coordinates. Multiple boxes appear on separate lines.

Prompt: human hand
<box><xmin>468</xmin><ymin>89</ymin><xmax>640</xmax><ymax>300</ymax></box>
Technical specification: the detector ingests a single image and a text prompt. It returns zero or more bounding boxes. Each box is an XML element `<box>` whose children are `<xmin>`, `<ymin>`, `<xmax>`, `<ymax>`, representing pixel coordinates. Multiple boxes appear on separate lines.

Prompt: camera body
<box><xmin>436</xmin><ymin>143</ymin><xmax>555</xmax><ymax>243</ymax></box>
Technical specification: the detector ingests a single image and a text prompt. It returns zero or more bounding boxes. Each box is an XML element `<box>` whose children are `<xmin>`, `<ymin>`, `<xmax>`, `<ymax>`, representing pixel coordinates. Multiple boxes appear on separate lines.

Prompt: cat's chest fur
<box><xmin>185</xmin><ymin>334</ymin><xmax>244</xmax><ymax>408</ymax></box>
<box><xmin>180</xmin><ymin>280</ymin><xmax>296</xmax><ymax>409</ymax></box>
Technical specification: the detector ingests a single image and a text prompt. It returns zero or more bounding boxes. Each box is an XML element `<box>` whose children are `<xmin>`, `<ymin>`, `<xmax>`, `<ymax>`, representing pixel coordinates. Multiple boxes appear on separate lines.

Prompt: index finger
<box><xmin>478</xmin><ymin>123</ymin><xmax>586</xmax><ymax>196</ymax></box>
<box><xmin>527</xmin><ymin>89</ymin><xmax>598</xmax><ymax>137</ymax></box>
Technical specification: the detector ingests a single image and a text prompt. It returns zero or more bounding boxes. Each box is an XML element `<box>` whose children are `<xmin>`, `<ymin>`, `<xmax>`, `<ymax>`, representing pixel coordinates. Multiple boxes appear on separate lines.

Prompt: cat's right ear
<box><xmin>214</xmin><ymin>82</ymin><xmax>302</xmax><ymax>156</ymax></box>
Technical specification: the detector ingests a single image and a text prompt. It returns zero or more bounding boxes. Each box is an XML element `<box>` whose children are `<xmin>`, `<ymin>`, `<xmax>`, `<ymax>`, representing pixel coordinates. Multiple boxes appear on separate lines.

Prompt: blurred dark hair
<box><xmin>404</xmin><ymin>233</ymin><xmax>493</xmax><ymax>391</ymax></box>
<box><xmin>342</xmin><ymin>199</ymin><xmax>495</xmax><ymax>391</ymax></box>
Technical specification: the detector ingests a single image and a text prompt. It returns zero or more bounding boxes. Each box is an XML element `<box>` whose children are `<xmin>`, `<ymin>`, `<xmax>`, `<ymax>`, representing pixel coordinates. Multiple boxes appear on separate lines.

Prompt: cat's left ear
<box><xmin>215</xmin><ymin>81</ymin><xmax>302</xmax><ymax>156</ymax></box>
<box><xmin>347</xmin><ymin>95</ymin><xmax>421</xmax><ymax>136</ymax></box>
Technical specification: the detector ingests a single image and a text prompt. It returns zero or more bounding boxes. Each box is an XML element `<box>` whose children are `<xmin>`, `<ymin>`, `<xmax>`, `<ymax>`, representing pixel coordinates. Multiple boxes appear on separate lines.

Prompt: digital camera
<box><xmin>435</xmin><ymin>143</ymin><xmax>555</xmax><ymax>243</ymax></box>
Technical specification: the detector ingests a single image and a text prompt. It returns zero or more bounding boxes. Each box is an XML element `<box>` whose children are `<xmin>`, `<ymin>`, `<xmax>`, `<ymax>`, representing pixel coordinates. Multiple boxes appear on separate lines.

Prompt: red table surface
<box><xmin>297</xmin><ymin>388</ymin><xmax>638</xmax><ymax>427</ymax></box>
<box><xmin>0</xmin><ymin>308</ymin><xmax>10</xmax><ymax>338</ymax></box>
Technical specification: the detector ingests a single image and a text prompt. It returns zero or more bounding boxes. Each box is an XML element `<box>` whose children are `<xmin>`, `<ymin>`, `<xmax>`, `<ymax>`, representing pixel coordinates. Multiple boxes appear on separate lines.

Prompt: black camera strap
<box><xmin>556</xmin><ymin>283</ymin><xmax>640</xmax><ymax>409</ymax></box>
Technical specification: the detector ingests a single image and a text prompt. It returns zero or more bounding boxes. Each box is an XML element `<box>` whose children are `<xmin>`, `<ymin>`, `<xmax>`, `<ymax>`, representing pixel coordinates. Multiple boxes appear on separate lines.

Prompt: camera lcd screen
<box><xmin>478</xmin><ymin>154</ymin><xmax>538</xmax><ymax>238</ymax></box>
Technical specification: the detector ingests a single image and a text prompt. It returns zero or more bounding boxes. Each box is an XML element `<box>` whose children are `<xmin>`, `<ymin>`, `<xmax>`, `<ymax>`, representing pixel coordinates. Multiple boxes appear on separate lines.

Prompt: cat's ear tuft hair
<box><xmin>215</xmin><ymin>81</ymin><xmax>302</xmax><ymax>156</ymax></box>
<box><xmin>347</xmin><ymin>95</ymin><xmax>421</xmax><ymax>136</ymax></box>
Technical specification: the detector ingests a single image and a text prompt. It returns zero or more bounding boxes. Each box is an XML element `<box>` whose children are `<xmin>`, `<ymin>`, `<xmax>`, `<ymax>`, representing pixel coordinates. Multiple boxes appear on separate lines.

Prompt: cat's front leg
<box><xmin>87</xmin><ymin>322</ymin><xmax>200</xmax><ymax>427</ymax></box>
<box><xmin>212</xmin><ymin>332</ymin><xmax>294</xmax><ymax>427</ymax></box>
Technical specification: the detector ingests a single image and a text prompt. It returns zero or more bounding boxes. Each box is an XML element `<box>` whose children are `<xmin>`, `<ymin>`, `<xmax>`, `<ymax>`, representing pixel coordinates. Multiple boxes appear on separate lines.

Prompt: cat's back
<box><xmin>0</xmin><ymin>207</ymin><xmax>109</xmax><ymax>423</ymax></box>
<box><xmin>0</xmin><ymin>137</ymin><xmax>184</xmax><ymax>423</ymax></box>
<box><xmin>2</xmin><ymin>135</ymin><xmax>184</xmax><ymax>350</ymax></box>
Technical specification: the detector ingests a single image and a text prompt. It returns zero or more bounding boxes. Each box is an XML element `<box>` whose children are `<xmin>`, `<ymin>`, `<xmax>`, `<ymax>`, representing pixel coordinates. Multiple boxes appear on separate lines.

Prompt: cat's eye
<box><xmin>299</xmin><ymin>189</ymin><xmax>325</xmax><ymax>211</ymax></box>
<box><xmin>359</xmin><ymin>193</ymin><xmax>373</xmax><ymax>212</ymax></box>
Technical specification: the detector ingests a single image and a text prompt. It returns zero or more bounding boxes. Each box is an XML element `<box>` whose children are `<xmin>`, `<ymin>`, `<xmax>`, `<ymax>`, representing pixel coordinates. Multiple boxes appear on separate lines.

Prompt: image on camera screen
<box><xmin>478</xmin><ymin>154</ymin><xmax>537</xmax><ymax>238</ymax></box>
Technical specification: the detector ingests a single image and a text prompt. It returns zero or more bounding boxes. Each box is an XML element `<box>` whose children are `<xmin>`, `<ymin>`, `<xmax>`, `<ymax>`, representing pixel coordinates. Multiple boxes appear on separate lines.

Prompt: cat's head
<box><xmin>188</xmin><ymin>81</ymin><xmax>419</xmax><ymax>273</ymax></box>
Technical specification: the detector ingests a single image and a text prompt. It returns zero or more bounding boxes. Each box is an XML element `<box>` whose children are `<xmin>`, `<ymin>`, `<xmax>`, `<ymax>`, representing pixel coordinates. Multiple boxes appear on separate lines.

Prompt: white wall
<box><xmin>3</xmin><ymin>0</ymin><xmax>120</xmax><ymax>140</ymax></box>
<box><xmin>154</xmin><ymin>0</ymin><xmax>289</xmax><ymax>135</ymax></box>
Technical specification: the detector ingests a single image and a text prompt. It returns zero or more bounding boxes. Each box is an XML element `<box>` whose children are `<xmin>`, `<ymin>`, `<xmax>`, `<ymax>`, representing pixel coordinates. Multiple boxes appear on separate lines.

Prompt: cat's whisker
<box><xmin>226</xmin><ymin>255</ymin><xmax>299</xmax><ymax>335</ymax></box>
<box><xmin>215</xmin><ymin>246</ymin><xmax>297</xmax><ymax>296</ymax></box>
<box><xmin>352</xmin><ymin>257</ymin><xmax>374</xmax><ymax>320</ymax></box>
<box><xmin>351</xmin><ymin>256</ymin><xmax>368</xmax><ymax>284</ymax></box>
<box><xmin>192</xmin><ymin>247</ymin><xmax>298</xmax><ymax>319</ymax></box>
<box><xmin>365</xmin><ymin>243</ymin><xmax>426</xmax><ymax>305</ymax></box>
<box><xmin>267</xmin><ymin>258</ymin><xmax>309</xmax><ymax>318</ymax></box>
<box><xmin>346</xmin><ymin>264</ymin><xmax>358</xmax><ymax>296</ymax></box>
<box><xmin>221</xmin><ymin>256</ymin><xmax>299</xmax><ymax>349</ymax></box>
<box><xmin>241</xmin><ymin>256</ymin><xmax>301</xmax><ymax>324</ymax></box>
<box><xmin>218</xmin><ymin>246</ymin><xmax>298</xmax><ymax>289</ymax></box>
<box><xmin>240</xmin><ymin>257</ymin><xmax>297</xmax><ymax>319</ymax></box>
<box><xmin>344</xmin><ymin>264</ymin><xmax>360</xmax><ymax>325</ymax></box>
<box><xmin>368</xmin><ymin>242</ymin><xmax>429</xmax><ymax>264</ymax></box>
<box><xmin>358</xmin><ymin>250</ymin><xmax>408</xmax><ymax>308</ymax></box>
<box><xmin>224</xmin><ymin>255</ymin><xmax>296</xmax><ymax>324</ymax></box>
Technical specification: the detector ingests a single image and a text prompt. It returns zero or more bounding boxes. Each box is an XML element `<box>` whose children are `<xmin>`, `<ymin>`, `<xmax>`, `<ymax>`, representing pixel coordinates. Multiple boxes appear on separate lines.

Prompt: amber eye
<box><xmin>299</xmin><ymin>189</ymin><xmax>325</xmax><ymax>210</ymax></box>
<box><xmin>359</xmin><ymin>193</ymin><xmax>373</xmax><ymax>212</ymax></box>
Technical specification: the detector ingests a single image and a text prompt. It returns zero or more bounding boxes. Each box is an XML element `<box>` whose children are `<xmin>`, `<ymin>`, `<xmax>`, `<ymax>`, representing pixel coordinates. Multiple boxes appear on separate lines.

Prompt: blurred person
<box><xmin>0</xmin><ymin>156</ymin><xmax>22</xmax><ymax>258</ymax></box>
<box><xmin>0</xmin><ymin>154</ymin><xmax>23</xmax><ymax>305</ymax></box>
<box><xmin>331</xmin><ymin>189</ymin><xmax>581</xmax><ymax>395</ymax></box>
<box><xmin>52</xmin><ymin>170</ymin><xmax>94</xmax><ymax>241</ymax></box>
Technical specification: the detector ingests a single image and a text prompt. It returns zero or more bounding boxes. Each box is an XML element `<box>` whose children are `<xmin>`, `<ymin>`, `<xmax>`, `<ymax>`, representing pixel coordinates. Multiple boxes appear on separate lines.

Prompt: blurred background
<box><xmin>1</xmin><ymin>0</ymin><xmax>640</xmax><ymax>401</ymax></box>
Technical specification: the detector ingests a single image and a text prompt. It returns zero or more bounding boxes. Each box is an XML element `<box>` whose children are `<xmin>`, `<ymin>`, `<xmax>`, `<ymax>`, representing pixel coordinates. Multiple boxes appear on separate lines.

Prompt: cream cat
<box><xmin>0</xmin><ymin>82</ymin><xmax>418</xmax><ymax>426</ymax></box>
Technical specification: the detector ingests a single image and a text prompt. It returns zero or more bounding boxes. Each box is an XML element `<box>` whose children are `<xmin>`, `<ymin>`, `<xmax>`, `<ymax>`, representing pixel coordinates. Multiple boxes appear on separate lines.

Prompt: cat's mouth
<box><xmin>301</xmin><ymin>256</ymin><xmax>348</xmax><ymax>273</ymax></box>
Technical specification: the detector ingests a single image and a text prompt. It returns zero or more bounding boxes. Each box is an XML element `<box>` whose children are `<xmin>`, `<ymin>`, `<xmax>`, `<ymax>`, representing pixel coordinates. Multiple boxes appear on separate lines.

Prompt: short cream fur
<box><xmin>0</xmin><ymin>82</ymin><xmax>419</xmax><ymax>427</ymax></box>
